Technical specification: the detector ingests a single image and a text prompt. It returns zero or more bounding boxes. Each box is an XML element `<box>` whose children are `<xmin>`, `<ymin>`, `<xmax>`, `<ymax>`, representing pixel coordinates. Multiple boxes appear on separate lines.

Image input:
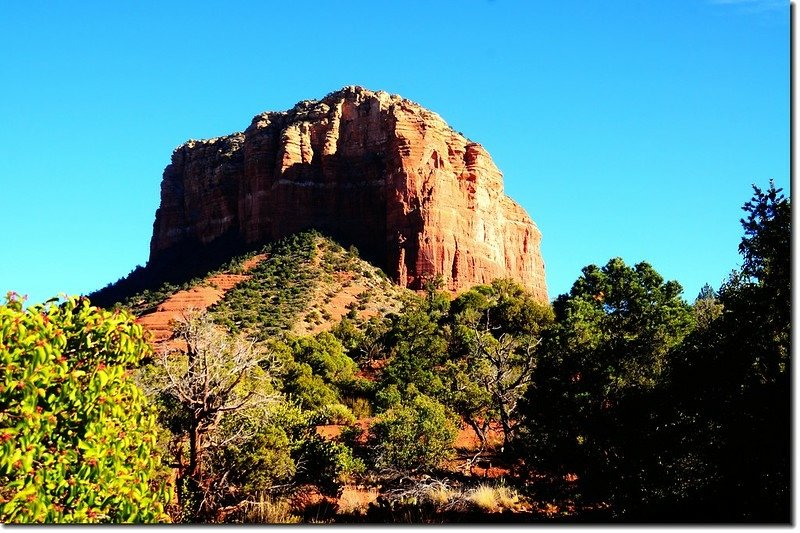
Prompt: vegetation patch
<box><xmin>211</xmin><ymin>233</ymin><xmax>318</xmax><ymax>337</ymax></box>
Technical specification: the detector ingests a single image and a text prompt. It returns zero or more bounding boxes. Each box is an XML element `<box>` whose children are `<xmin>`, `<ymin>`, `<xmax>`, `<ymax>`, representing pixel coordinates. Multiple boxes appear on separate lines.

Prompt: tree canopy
<box><xmin>521</xmin><ymin>258</ymin><xmax>693</xmax><ymax>506</ymax></box>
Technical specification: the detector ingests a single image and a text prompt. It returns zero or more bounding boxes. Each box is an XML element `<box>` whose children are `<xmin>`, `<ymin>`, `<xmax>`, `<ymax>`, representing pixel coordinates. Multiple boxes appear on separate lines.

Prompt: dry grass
<box><xmin>467</xmin><ymin>484</ymin><xmax>520</xmax><ymax>512</ymax></box>
<box><xmin>337</xmin><ymin>485</ymin><xmax>380</xmax><ymax>515</ymax></box>
<box><xmin>241</xmin><ymin>493</ymin><xmax>301</xmax><ymax>524</ymax></box>
<box><xmin>424</xmin><ymin>484</ymin><xmax>456</xmax><ymax>507</ymax></box>
<box><xmin>375</xmin><ymin>479</ymin><xmax>529</xmax><ymax>520</ymax></box>
<box><xmin>346</xmin><ymin>396</ymin><xmax>374</xmax><ymax>419</ymax></box>
<box><xmin>494</xmin><ymin>485</ymin><xmax>519</xmax><ymax>509</ymax></box>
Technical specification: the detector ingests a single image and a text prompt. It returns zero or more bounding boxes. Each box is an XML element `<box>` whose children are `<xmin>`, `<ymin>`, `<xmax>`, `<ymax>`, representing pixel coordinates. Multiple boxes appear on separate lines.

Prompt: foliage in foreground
<box><xmin>519</xmin><ymin>181</ymin><xmax>790</xmax><ymax>522</ymax></box>
<box><xmin>521</xmin><ymin>257</ymin><xmax>694</xmax><ymax>503</ymax></box>
<box><xmin>656</xmin><ymin>181</ymin><xmax>790</xmax><ymax>521</ymax></box>
<box><xmin>0</xmin><ymin>295</ymin><xmax>170</xmax><ymax>523</ymax></box>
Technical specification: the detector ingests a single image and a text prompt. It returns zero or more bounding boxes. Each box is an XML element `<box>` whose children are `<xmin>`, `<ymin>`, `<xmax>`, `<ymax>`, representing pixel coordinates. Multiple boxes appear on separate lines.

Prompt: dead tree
<box><xmin>153</xmin><ymin>311</ymin><xmax>279</xmax><ymax>517</ymax></box>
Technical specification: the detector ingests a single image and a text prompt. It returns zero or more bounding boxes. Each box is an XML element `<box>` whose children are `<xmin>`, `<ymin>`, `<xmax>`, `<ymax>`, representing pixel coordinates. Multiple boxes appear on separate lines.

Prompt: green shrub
<box><xmin>289</xmin><ymin>333</ymin><xmax>356</xmax><ymax>385</ymax></box>
<box><xmin>282</xmin><ymin>362</ymin><xmax>340</xmax><ymax>411</ymax></box>
<box><xmin>374</xmin><ymin>384</ymin><xmax>402</xmax><ymax>412</ymax></box>
<box><xmin>316</xmin><ymin>403</ymin><xmax>356</xmax><ymax>425</ymax></box>
<box><xmin>207</xmin><ymin>414</ymin><xmax>296</xmax><ymax>495</ymax></box>
<box><xmin>295</xmin><ymin>437</ymin><xmax>365</xmax><ymax>495</ymax></box>
<box><xmin>370</xmin><ymin>389</ymin><xmax>457</xmax><ymax>472</ymax></box>
<box><xmin>0</xmin><ymin>294</ymin><xmax>170</xmax><ymax>523</ymax></box>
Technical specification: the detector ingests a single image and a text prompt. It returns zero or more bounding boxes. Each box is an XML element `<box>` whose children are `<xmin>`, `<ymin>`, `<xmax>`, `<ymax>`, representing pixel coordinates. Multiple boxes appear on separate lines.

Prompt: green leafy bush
<box><xmin>206</xmin><ymin>414</ymin><xmax>296</xmax><ymax>495</ymax></box>
<box><xmin>0</xmin><ymin>294</ymin><xmax>170</xmax><ymax>523</ymax></box>
<box><xmin>282</xmin><ymin>361</ymin><xmax>341</xmax><ymax>411</ymax></box>
<box><xmin>289</xmin><ymin>332</ymin><xmax>356</xmax><ymax>384</ymax></box>
<box><xmin>316</xmin><ymin>403</ymin><xmax>357</xmax><ymax>425</ymax></box>
<box><xmin>295</xmin><ymin>437</ymin><xmax>365</xmax><ymax>495</ymax></box>
<box><xmin>370</xmin><ymin>388</ymin><xmax>457</xmax><ymax>472</ymax></box>
<box><xmin>381</xmin><ymin>304</ymin><xmax>448</xmax><ymax>397</ymax></box>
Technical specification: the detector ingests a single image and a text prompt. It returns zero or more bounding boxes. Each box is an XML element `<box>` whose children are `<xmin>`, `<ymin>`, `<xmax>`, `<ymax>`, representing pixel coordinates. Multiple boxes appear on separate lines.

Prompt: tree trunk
<box><xmin>189</xmin><ymin>422</ymin><xmax>202</xmax><ymax>483</ymax></box>
<box><xmin>498</xmin><ymin>404</ymin><xmax>513</xmax><ymax>450</ymax></box>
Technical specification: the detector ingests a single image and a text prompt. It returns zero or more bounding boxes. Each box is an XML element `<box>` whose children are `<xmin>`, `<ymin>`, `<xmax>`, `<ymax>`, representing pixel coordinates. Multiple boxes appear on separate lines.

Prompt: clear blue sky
<box><xmin>0</xmin><ymin>0</ymin><xmax>789</xmax><ymax>306</ymax></box>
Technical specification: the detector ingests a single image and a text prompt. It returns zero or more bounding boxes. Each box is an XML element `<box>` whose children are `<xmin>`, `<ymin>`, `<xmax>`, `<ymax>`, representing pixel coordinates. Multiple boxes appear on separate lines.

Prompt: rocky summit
<box><xmin>149</xmin><ymin>86</ymin><xmax>547</xmax><ymax>300</ymax></box>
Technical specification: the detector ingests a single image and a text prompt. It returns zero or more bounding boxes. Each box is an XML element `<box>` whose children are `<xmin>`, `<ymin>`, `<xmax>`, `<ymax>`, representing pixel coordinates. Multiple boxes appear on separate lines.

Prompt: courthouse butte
<box><xmin>148</xmin><ymin>86</ymin><xmax>547</xmax><ymax>301</ymax></box>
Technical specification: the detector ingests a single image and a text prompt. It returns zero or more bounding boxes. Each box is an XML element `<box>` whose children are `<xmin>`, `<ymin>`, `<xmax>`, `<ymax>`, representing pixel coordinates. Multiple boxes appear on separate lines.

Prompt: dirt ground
<box><xmin>136</xmin><ymin>254</ymin><xmax>266</xmax><ymax>351</ymax></box>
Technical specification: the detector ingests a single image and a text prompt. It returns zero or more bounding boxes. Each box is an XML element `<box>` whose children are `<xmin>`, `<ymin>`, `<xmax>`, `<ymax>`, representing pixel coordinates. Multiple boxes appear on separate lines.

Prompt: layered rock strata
<box><xmin>150</xmin><ymin>86</ymin><xmax>547</xmax><ymax>300</ymax></box>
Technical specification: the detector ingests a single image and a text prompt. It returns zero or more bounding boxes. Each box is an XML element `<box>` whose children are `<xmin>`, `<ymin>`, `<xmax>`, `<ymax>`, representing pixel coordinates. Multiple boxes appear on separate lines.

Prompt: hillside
<box><xmin>111</xmin><ymin>231</ymin><xmax>413</xmax><ymax>350</ymax></box>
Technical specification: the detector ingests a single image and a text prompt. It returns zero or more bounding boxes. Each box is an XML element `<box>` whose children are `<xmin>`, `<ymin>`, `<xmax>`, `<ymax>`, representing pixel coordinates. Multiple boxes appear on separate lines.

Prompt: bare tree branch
<box><xmin>147</xmin><ymin>310</ymin><xmax>281</xmax><ymax>519</ymax></box>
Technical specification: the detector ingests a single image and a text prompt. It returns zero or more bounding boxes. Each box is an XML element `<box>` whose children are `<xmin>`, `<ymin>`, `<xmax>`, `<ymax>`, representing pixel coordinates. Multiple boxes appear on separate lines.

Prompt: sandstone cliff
<box><xmin>150</xmin><ymin>86</ymin><xmax>547</xmax><ymax>300</ymax></box>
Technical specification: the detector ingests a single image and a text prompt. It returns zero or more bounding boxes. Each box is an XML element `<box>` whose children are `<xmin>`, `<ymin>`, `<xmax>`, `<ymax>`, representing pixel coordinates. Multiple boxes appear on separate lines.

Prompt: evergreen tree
<box><xmin>661</xmin><ymin>181</ymin><xmax>790</xmax><ymax>521</ymax></box>
<box><xmin>521</xmin><ymin>258</ymin><xmax>693</xmax><ymax>509</ymax></box>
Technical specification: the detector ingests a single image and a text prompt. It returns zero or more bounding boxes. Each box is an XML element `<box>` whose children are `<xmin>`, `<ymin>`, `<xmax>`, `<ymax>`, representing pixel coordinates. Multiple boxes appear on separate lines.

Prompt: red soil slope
<box><xmin>136</xmin><ymin>254</ymin><xmax>266</xmax><ymax>350</ymax></box>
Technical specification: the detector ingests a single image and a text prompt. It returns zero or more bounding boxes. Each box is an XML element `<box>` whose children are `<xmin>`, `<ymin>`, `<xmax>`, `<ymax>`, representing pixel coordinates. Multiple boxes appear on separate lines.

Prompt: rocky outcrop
<box><xmin>150</xmin><ymin>86</ymin><xmax>547</xmax><ymax>301</ymax></box>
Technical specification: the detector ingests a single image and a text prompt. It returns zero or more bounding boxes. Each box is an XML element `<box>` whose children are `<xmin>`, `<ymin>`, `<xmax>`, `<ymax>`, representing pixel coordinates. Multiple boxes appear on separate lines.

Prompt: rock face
<box><xmin>150</xmin><ymin>86</ymin><xmax>547</xmax><ymax>300</ymax></box>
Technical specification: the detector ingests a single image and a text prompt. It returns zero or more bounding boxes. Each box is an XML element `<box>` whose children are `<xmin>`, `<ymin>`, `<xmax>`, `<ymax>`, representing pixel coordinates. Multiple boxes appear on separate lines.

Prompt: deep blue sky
<box><xmin>0</xmin><ymin>0</ymin><xmax>789</xmax><ymax>305</ymax></box>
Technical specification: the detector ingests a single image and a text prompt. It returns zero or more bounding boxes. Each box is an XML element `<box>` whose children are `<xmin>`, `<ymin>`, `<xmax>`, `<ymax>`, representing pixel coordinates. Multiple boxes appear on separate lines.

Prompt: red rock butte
<box><xmin>149</xmin><ymin>86</ymin><xmax>547</xmax><ymax>301</ymax></box>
